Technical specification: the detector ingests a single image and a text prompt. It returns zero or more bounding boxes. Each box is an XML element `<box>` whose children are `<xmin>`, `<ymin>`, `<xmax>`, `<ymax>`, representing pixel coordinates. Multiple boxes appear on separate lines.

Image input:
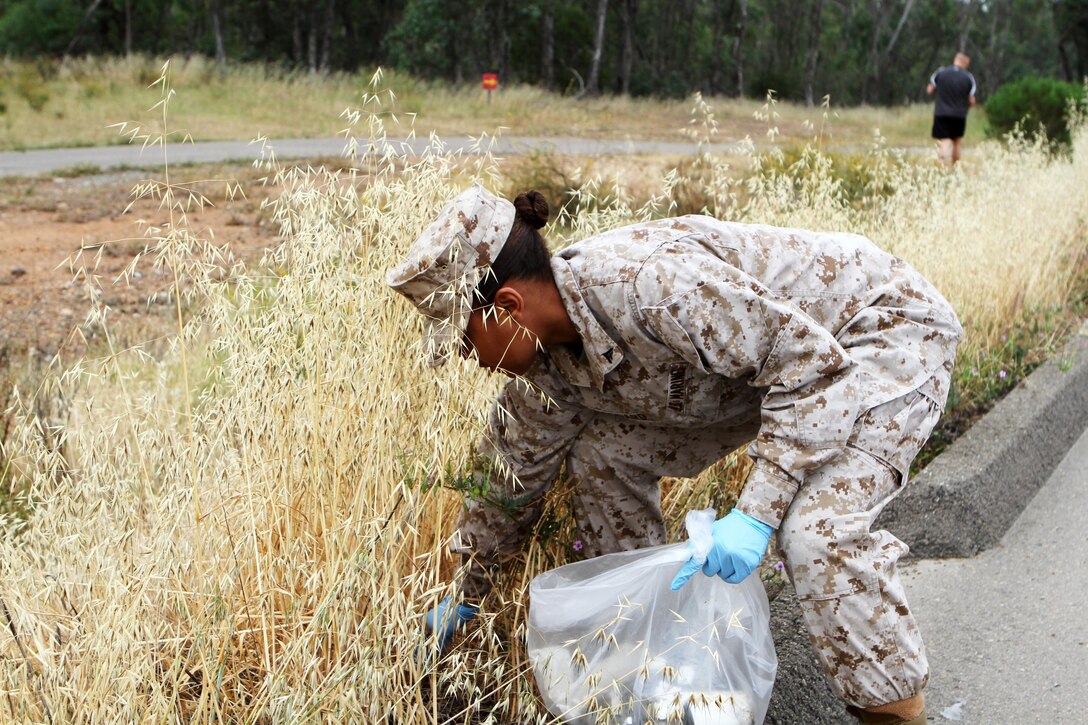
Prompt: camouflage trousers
<box><xmin>455</xmin><ymin>375</ymin><xmax>947</xmax><ymax>709</ymax></box>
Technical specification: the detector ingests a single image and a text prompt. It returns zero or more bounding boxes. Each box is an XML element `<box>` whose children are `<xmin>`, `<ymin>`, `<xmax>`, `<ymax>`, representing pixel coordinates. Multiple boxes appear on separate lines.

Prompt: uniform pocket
<box><xmin>849</xmin><ymin>382</ymin><xmax>943</xmax><ymax>481</ymax></box>
<box><xmin>793</xmin><ymin>391</ymin><xmax>858</xmax><ymax>449</ymax></box>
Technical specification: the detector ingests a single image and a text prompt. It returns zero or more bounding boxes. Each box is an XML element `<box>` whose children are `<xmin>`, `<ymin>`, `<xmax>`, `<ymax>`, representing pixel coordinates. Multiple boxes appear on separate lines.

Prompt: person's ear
<box><xmin>493</xmin><ymin>287</ymin><xmax>525</xmax><ymax>321</ymax></box>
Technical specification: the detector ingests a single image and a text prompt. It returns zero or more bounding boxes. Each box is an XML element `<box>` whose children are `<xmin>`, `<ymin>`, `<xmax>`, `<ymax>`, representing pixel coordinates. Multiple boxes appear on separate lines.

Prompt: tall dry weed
<box><xmin>0</xmin><ymin>75</ymin><xmax>1085</xmax><ymax>723</ymax></box>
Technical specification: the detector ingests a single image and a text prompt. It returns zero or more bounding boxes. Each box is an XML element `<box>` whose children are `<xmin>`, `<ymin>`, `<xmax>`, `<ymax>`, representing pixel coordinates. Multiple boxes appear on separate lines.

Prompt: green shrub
<box><xmin>985</xmin><ymin>77</ymin><xmax>1087</xmax><ymax>147</ymax></box>
<box><xmin>501</xmin><ymin>149</ymin><xmax>580</xmax><ymax>212</ymax></box>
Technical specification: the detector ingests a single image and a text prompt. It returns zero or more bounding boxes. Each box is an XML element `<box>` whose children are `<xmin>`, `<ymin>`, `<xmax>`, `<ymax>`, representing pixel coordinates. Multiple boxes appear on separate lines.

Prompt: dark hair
<box><xmin>473</xmin><ymin>190</ymin><xmax>555</xmax><ymax>306</ymax></box>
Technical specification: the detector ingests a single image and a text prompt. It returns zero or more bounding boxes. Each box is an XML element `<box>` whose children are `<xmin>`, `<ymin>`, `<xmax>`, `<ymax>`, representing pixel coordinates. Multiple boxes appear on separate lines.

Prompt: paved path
<box><xmin>901</xmin><ymin>427</ymin><xmax>1088</xmax><ymax>723</ymax></box>
<box><xmin>0</xmin><ymin>136</ymin><xmax>753</xmax><ymax>178</ymax></box>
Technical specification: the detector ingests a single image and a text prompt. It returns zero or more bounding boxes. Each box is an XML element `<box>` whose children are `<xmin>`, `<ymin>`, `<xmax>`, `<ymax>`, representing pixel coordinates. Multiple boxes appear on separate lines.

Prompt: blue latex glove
<box><xmin>671</xmin><ymin>509</ymin><xmax>774</xmax><ymax>590</ymax></box>
<box><xmin>422</xmin><ymin>595</ymin><xmax>479</xmax><ymax>655</ymax></box>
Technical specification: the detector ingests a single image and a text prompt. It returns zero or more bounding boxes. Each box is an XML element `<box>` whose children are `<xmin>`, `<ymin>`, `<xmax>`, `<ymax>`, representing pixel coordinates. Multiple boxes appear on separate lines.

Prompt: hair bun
<box><xmin>513</xmin><ymin>190</ymin><xmax>549</xmax><ymax>230</ymax></box>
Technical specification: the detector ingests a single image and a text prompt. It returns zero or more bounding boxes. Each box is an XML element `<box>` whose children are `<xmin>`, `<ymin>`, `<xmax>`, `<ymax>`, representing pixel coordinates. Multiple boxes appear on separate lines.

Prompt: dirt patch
<box><xmin>0</xmin><ymin>166</ymin><xmax>278</xmax><ymax>358</ymax></box>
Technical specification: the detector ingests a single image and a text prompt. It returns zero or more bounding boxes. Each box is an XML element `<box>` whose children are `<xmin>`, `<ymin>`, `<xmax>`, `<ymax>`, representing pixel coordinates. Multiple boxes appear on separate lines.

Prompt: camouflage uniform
<box><xmin>449</xmin><ymin>216</ymin><xmax>959</xmax><ymax>709</ymax></box>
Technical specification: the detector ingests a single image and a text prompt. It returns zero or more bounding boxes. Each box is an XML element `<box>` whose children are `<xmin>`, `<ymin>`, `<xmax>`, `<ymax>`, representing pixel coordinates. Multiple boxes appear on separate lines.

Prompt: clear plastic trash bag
<box><xmin>527</xmin><ymin>508</ymin><xmax>777</xmax><ymax>724</ymax></box>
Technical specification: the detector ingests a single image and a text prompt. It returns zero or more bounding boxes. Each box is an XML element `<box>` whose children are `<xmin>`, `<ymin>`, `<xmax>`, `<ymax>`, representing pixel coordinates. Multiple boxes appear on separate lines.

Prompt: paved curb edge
<box><xmin>876</xmin><ymin>318</ymin><xmax>1088</xmax><ymax>558</ymax></box>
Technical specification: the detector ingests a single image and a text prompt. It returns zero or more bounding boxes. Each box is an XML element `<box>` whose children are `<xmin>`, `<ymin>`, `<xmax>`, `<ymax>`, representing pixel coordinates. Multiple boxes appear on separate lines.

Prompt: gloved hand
<box><xmin>421</xmin><ymin>595</ymin><xmax>479</xmax><ymax>656</ymax></box>
<box><xmin>670</xmin><ymin>509</ymin><xmax>774</xmax><ymax>590</ymax></box>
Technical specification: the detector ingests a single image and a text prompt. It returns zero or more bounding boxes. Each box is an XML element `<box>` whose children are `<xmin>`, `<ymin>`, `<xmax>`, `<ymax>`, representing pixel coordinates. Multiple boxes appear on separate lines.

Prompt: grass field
<box><xmin>0</xmin><ymin>54</ymin><xmax>987</xmax><ymax>152</ymax></box>
<box><xmin>0</xmin><ymin>63</ymin><xmax>1083</xmax><ymax>722</ymax></box>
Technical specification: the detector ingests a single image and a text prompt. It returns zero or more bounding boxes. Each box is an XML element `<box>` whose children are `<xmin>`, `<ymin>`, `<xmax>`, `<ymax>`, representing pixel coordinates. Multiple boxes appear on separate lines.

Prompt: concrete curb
<box><xmin>766</xmin><ymin>319</ymin><xmax>1088</xmax><ymax>723</ymax></box>
<box><xmin>876</xmin><ymin>319</ymin><xmax>1088</xmax><ymax>558</ymax></box>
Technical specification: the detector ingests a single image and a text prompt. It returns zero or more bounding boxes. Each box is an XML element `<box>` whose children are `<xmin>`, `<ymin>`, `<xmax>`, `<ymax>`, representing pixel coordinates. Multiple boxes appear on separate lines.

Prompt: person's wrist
<box><xmin>456</xmin><ymin>602</ymin><xmax>479</xmax><ymax>621</ymax></box>
<box><xmin>731</xmin><ymin>508</ymin><xmax>774</xmax><ymax>538</ymax></box>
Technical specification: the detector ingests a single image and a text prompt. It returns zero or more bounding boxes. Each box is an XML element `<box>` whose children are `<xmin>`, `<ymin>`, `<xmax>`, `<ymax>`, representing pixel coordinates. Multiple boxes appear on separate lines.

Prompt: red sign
<box><xmin>482</xmin><ymin>73</ymin><xmax>499</xmax><ymax>91</ymax></box>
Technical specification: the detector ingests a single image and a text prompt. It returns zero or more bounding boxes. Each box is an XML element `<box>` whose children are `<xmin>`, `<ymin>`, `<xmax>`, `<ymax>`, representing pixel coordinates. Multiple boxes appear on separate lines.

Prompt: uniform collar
<box><xmin>547</xmin><ymin>256</ymin><xmax>624</xmax><ymax>390</ymax></box>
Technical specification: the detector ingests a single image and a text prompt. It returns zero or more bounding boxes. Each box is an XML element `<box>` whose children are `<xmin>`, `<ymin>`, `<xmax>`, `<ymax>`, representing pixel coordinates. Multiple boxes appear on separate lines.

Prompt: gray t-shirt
<box><xmin>930</xmin><ymin>66</ymin><xmax>977</xmax><ymax>118</ymax></box>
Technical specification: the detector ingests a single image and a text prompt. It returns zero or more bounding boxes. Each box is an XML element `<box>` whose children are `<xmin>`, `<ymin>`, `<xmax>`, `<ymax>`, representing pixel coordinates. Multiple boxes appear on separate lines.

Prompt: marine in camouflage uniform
<box><xmin>388</xmin><ymin>187</ymin><xmax>961</xmax><ymax>715</ymax></box>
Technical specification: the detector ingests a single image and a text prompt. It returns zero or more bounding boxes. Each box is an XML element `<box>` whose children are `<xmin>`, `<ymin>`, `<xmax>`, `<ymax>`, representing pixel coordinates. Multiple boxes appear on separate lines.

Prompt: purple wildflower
<box><xmin>572</xmin><ymin>540</ymin><xmax>584</xmax><ymax>552</ymax></box>
<box><xmin>999</xmin><ymin>370</ymin><xmax>1008</xmax><ymax>379</ymax></box>
<box><xmin>774</xmin><ymin>562</ymin><xmax>785</xmax><ymax>571</ymax></box>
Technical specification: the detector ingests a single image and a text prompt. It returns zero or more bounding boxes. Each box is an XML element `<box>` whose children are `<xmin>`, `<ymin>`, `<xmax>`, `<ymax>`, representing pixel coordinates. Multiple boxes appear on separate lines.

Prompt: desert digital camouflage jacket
<box><xmin>478</xmin><ymin>216</ymin><xmax>962</xmax><ymax>529</ymax></box>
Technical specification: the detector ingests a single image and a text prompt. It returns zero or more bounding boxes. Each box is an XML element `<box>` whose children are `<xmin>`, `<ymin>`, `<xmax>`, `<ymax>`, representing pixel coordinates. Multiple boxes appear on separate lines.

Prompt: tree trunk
<box><xmin>803</xmin><ymin>0</ymin><xmax>826</xmax><ymax>106</ymax></box>
<box><xmin>65</xmin><ymin>0</ymin><xmax>106</xmax><ymax>55</ymax></box>
<box><xmin>124</xmin><ymin>0</ymin><xmax>132</xmax><ymax>56</ymax></box>
<box><xmin>711</xmin><ymin>0</ymin><xmax>737</xmax><ymax>95</ymax></box>
<box><xmin>657</xmin><ymin>1</ymin><xmax>676</xmax><ymax>80</ymax></box>
<box><xmin>542</xmin><ymin>0</ymin><xmax>555</xmax><ymax>90</ymax></box>
<box><xmin>292</xmin><ymin>9</ymin><xmax>303</xmax><ymax>65</ymax></box>
<box><xmin>862</xmin><ymin>0</ymin><xmax>890</xmax><ymax>104</ymax></box>
<box><xmin>1058</xmin><ymin>38</ymin><xmax>1074</xmax><ymax>82</ymax></box>
<box><xmin>619</xmin><ymin>0</ymin><xmax>638</xmax><ymax>94</ymax></box>
<box><xmin>679</xmin><ymin>0</ymin><xmax>696</xmax><ymax>73</ymax></box>
<box><xmin>446</xmin><ymin>9</ymin><xmax>462</xmax><ymax>84</ymax></box>
<box><xmin>307</xmin><ymin>4</ymin><xmax>319</xmax><ymax>72</ymax></box>
<box><xmin>958</xmin><ymin>0</ymin><xmax>977</xmax><ymax>52</ymax></box>
<box><xmin>876</xmin><ymin>0</ymin><xmax>915</xmax><ymax>102</ymax></box>
<box><xmin>733</xmin><ymin>0</ymin><xmax>748</xmax><ymax>97</ymax></box>
<box><xmin>487</xmin><ymin>0</ymin><xmax>509</xmax><ymax>82</ymax></box>
<box><xmin>1067</xmin><ymin>3</ymin><xmax>1088</xmax><ymax>79</ymax></box>
<box><xmin>582</xmin><ymin>0</ymin><xmax>609</xmax><ymax>97</ymax></box>
<box><xmin>319</xmin><ymin>0</ymin><xmax>336</xmax><ymax>72</ymax></box>
<box><xmin>983</xmin><ymin>0</ymin><xmax>1011</xmax><ymax>96</ymax></box>
<box><xmin>211</xmin><ymin>0</ymin><xmax>226</xmax><ymax>69</ymax></box>
<box><xmin>338</xmin><ymin>1</ymin><xmax>356</xmax><ymax>67</ymax></box>
<box><xmin>882</xmin><ymin>0</ymin><xmax>915</xmax><ymax>61</ymax></box>
<box><xmin>499</xmin><ymin>0</ymin><xmax>510</xmax><ymax>84</ymax></box>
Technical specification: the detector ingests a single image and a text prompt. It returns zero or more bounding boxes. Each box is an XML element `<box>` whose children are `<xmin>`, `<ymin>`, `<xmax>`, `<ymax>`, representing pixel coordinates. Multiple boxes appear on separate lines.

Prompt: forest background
<box><xmin>1</xmin><ymin>0</ymin><xmax>1087</xmax><ymax>106</ymax></box>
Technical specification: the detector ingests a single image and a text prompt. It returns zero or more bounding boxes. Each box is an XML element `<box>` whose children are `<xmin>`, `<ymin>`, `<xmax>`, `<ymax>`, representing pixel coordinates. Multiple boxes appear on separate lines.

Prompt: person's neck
<box><xmin>515</xmin><ymin>278</ymin><xmax>581</xmax><ymax>347</ymax></box>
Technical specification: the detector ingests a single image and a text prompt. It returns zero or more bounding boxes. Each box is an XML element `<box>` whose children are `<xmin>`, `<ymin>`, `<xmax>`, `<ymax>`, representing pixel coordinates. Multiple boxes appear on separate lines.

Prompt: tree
<box><xmin>978</xmin><ymin>0</ymin><xmax>1013</xmax><ymax>95</ymax></box>
<box><xmin>734</xmin><ymin>0</ymin><xmax>749</xmax><ymax>96</ymax></box>
<box><xmin>581</xmin><ymin>0</ymin><xmax>608</xmax><ymax>97</ymax></box>
<box><xmin>1054</xmin><ymin>0</ymin><xmax>1088</xmax><ymax>81</ymax></box>
<box><xmin>709</xmin><ymin>0</ymin><xmax>735</xmax><ymax>96</ymax></box>
<box><xmin>803</xmin><ymin>0</ymin><xmax>827</xmax><ymax>105</ymax></box>
<box><xmin>542</xmin><ymin>0</ymin><xmax>555</xmax><ymax>90</ymax></box>
<box><xmin>209</xmin><ymin>0</ymin><xmax>226</xmax><ymax>68</ymax></box>
<box><xmin>861</xmin><ymin>0</ymin><xmax>917</xmax><ymax>104</ymax></box>
<box><xmin>618</xmin><ymin>0</ymin><xmax>638</xmax><ymax>95</ymax></box>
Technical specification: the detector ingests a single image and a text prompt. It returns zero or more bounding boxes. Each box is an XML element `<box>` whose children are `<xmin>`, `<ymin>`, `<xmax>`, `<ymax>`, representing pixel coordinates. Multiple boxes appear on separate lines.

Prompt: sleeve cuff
<box><xmin>735</xmin><ymin>459</ymin><xmax>800</xmax><ymax>530</ymax></box>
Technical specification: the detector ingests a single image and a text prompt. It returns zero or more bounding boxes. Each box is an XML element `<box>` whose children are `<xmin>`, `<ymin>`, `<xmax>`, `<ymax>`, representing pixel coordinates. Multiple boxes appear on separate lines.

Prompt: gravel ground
<box><xmin>0</xmin><ymin>166</ymin><xmax>277</xmax><ymax>358</ymax></box>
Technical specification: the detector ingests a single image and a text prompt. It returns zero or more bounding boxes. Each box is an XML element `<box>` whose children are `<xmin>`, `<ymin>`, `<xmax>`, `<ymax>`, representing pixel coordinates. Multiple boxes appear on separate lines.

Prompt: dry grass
<box><xmin>0</xmin><ymin>55</ymin><xmax>985</xmax><ymax>152</ymax></box>
<box><xmin>0</xmin><ymin>68</ymin><xmax>1084</xmax><ymax>723</ymax></box>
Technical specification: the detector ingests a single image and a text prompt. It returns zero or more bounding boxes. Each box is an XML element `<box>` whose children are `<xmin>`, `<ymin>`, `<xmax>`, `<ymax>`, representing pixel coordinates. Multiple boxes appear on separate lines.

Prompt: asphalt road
<box><xmin>0</xmin><ymin>136</ymin><xmax>752</xmax><ymax>178</ymax></box>
<box><xmin>900</xmin><ymin>426</ymin><xmax>1088</xmax><ymax>723</ymax></box>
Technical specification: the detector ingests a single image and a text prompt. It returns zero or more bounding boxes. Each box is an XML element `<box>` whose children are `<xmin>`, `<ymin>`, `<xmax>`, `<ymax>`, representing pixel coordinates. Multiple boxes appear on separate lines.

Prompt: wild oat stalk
<box><xmin>0</xmin><ymin>78</ymin><xmax>1085</xmax><ymax>724</ymax></box>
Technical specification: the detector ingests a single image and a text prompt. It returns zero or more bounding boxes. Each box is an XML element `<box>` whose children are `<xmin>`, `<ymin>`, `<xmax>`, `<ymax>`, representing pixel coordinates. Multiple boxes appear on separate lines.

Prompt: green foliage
<box><xmin>0</xmin><ymin>0</ymin><xmax>82</xmax><ymax>56</ymax></box>
<box><xmin>985</xmin><ymin>76</ymin><xmax>1088</xmax><ymax>146</ymax></box>
<box><xmin>385</xmin><ymin>0</ymin><xmax>470</xmax><ymax>80</ymax></box>
<box><xmin>0</xmin><ymin>0</ymin><xmax>1079</xmax><ymax>105</ymax></box>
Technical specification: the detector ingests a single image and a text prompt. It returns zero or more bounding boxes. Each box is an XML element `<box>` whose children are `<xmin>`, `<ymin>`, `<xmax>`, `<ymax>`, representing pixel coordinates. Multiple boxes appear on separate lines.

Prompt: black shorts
<box><xmin>932</xmin><ymin>115</ymin><xmax>966</xmax><ymax>140</ymax></box>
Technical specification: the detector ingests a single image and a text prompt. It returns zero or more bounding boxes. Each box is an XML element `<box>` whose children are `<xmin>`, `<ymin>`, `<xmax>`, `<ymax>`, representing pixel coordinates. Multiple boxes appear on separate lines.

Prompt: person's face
<box><xmin>460</xmin><ymin>303</ymin><xmax>540</xmax><ymax>377</ymax></box>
